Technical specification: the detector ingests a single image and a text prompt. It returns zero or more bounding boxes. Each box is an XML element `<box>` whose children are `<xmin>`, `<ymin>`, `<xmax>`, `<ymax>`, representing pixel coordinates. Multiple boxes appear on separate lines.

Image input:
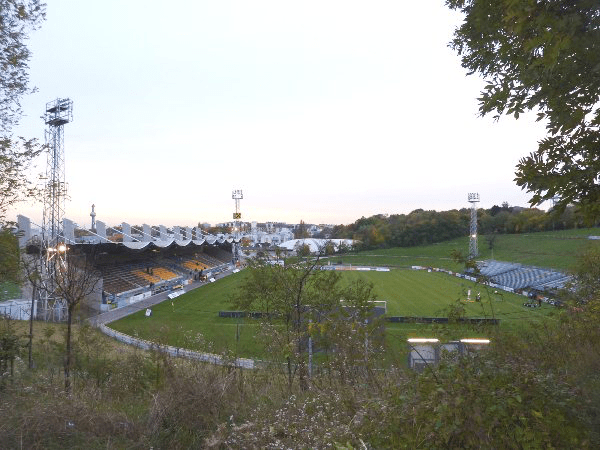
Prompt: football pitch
<box><xmin>109</xmin><ymin>268</ymin><xmax>556</xmax><ymax>359</ymax></box>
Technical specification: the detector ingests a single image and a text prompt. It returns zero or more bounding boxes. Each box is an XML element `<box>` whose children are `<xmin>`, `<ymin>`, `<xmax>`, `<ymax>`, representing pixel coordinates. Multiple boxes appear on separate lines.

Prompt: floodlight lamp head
<box><xmin>44</xmin><ymin>98</ymin><xmax>73</xmax><ymax>126</ymax></box>
<box><xmin>407</xmin><ymin>338</ymin><xmax>439</xmax><ymax>343</ymax></box>
<box><xmin>468</xmin><ymin>192</ymin><xmax>480</xmax><ymax>203</ymax></box>
<box><xmin>232</xmin><ymin>189</ymin><xmax>243</xmax><ymax>199</ymax></box>
<box><xmin>460</xmin><ymin>338</ymin><xmax>490</xmax><ymax>344</ymax></box>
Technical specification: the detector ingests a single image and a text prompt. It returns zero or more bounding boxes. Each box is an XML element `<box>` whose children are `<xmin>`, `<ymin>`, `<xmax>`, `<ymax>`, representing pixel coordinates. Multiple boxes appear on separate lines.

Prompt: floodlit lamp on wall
<box><xmin>460</xmin><ymin>338</ymin><xmax>490</xmax><ymax>344</ymax></box>
<box><xmin>407</xmin><ymin>338</ymin><xmax>439</xmax><ymax>343</ymax></box>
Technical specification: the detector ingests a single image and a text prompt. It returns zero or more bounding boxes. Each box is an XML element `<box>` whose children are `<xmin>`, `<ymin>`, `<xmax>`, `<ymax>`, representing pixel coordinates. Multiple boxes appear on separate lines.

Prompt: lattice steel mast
<box><xmin>40</xmin><ymin>98</ymin><xmax>73</xmax><ymax>316</ymax></box>
<box><xmin>468</xmin><ymin>192</ymin><xmax>479</xmax><ymax>259</ymax></box>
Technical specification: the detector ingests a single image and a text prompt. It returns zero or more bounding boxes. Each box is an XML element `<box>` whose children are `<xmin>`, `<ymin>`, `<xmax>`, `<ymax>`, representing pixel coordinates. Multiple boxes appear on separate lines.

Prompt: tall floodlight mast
<box><xmin>41</xmin><ymin>98</ymin><xmax>73</xmax><ymax>318</ymax></box>
<box><xmin>468</xmin><ymin>192</ymin><xmax>480</xmax><ymax>259</ymax></box>
<box><xmin>232</xmin><ymin>189</ymin><xmax>243</xmax><ymax>263</ymax></box>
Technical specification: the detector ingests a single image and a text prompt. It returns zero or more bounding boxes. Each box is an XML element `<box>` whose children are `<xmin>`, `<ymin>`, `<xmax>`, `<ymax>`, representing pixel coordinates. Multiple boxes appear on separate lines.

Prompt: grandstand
<box><xmin>53</xmin><ymin>238</ymin><xmax>235</xmax><ymax>311</ymax></box>
<box><xmin>16</xmin><ymin>215</ymin><xmax>238</xmax><ymax>312</ymax></box>
<box><xmin>476</xmin><ymin>260</ymin><xmax>571</xmax><ymax>293</ymax></box>
<box><xmin>101</xmin><ymin>262</ymin><xmax>181</xmax><ymax>296</ymax></box>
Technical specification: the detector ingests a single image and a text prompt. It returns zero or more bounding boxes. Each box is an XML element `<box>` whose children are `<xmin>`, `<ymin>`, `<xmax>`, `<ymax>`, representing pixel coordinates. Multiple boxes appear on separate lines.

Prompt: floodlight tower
<box><xmin>232</xmin><ymin>189</ymin><xmax>243</xmax><ymax>262</ymax></box>
<box><xmin>468</xmin><ymin>192</ymin><xmax>480</xmax><ymax>259</ymax></box>
<box><xmin>41</xmin><ymin>98</ymin><xmax>73</xmax><ymax>314</ymax></box>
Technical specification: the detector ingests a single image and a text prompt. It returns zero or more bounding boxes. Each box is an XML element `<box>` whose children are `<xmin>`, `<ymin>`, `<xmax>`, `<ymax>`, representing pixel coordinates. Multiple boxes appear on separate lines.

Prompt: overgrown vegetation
<box><xmin>1</xmin><ymin>275</ymin><xmax>600</xmax><ymax>448</ymax></box>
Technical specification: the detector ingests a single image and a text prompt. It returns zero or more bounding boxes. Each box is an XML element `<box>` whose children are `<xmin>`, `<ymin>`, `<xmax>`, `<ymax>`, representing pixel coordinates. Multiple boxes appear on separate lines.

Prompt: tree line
<box><xmin>328</xmin><ymin>204</ymin><xmax>597</xmax><ymax>250</ymax></box>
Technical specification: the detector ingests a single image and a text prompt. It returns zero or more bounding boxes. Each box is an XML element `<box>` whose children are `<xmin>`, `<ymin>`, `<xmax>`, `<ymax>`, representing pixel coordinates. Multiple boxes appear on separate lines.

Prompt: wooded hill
<box><xmin>330</xmin><ymin>205</ymin><xmax>598</xmax><ymax>250</ymax></box>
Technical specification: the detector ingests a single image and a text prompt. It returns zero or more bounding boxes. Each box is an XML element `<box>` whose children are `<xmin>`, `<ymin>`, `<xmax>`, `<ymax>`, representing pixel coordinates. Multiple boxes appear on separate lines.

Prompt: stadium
<box><xmin>13</xmin><ymin>215</ymin><xmax>238</xmax><ymax>317</ymax></box>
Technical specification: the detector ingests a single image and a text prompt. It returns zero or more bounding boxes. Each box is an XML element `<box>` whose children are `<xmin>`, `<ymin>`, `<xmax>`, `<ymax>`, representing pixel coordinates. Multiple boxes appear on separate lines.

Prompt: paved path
<box><xmin>88</xmin><ymin>266</ymin><xmax>237</xmax><ymax>326</ymax></box>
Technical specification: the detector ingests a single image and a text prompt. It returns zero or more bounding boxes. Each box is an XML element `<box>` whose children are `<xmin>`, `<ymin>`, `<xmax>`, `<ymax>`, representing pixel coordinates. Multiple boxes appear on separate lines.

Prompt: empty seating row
<box><xmin>134</xmin><ymin>270</ymin><xmax>161</xmax><ymax>284</ymax></box>
<box><xmin>477</xmin><ymin>260</ymin><xmax>522</xmax><ymax>277</ymax></box>
<box><xmin>101</xmin><ymin>261</ymin><xmax>182</xmax><ymax>295</ymax></box>
<box><xmin>153</xmin><ymin>267</ymin><xmax>178</xmax><ymax>280</ymax></box>
<box><xmin>196</xmin><ymin>253</ymin><xmax>224</xmax><ymax>267</ymax></box>
<box><xmin>477</xmin><ymin>260</ymin><xmax>571</xmax><ymax>291</ymax></box>
<box><xmin>182</xmin><ymin>259</ymin><xmax>210</xmax><ymax>271</ymax></box>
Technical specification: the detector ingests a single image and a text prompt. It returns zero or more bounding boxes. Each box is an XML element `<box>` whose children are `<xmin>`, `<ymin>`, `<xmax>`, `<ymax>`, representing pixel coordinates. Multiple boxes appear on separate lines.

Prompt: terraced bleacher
<box><xmin>102</xmin><ymin>266</ymin><xmax>147</xmax><ymax>295</ymax></box>
<box><xmin>477</xmin><ymin>260</ymin><xmax>571</xmax><ymax>292</ymax></box>
<box><xmin>134</xmin><ymin>270</ymin><xmax>161</xmax><ymax>284</ymax></box>
<box><xmin>153</xmin><ymin>267</ymin><xmax>178</xmax><ymax>280</ymax></box>
<box><xmin>182</xmin><ymin>259</ymin><xmax>210</xmax><ymax>271</ymax></box>
<box><xmin>102</xmin><ymin>261</ymin><xmax>183</xmax><ymax>295</ymax></box>
<box><xmin>197</xmin><ymin>253</ymin><xmax>224</xmax><ymax>267</ymax></box>
<box><xmin>99</xmin><ymin>247</ymin><xmax>233</xmax><ymax>297</ymax></box>
<box><xmin>206</xmin><ymin>247</ymin><xmax>233</xmax><ymax>263</ymax></box>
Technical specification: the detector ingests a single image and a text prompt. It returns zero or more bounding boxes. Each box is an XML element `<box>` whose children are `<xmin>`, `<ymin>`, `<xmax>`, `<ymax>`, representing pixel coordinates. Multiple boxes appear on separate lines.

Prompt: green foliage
<box><xmin>2</xmin><ymin>288</ymin><xmax>600</xmax><ymax>448</ymax></box>
<box><xmin>210</xmin><ymin>296</ymin><xmax>600</xmax><ymax>448</ymax></box>
<box><xmin>0</xmin><ymin>229</ymin><xmax>20</xmax><ymax>287</ymax></box>
<box><xmin>0</xmin><ymin>317</ymin><xmax>22</xmax><ymax>385</ymax></box>
<box><xmin>230</xmin><ymin>259</ymin><xmax>388</xmax><ymax>389</ymax></box>
<box><xmin>447</xmin><ymin>0</ymin><xmax>600</xmax><ymax>221</ymax></box>
<box><xmin>0</xmin><ymin>0</ymin><xmax>46</xmax><ymax>226</ymax></box>
<box><xmin>232</xmin><ymin>259</ymin><xmax>348</xmax><ymax>388</ymax></box>
<box><xmin>0</xmin><ymin>136</ymin><xmax>43</xmax><ymax>226</ymax></box>
<box><xmin>333</xmin><ymin>206</ymin><xmax>595</xmax><ymax>251</ymax></box>
<box><xmin>567</xmin><ymin>245</ymin><xmax>600</xmax><ymax>303</ymax></box>
<box><xmin>0</xmin><ymin>0</ymin><xmax>46</xmax><ymax>134</ymax></box>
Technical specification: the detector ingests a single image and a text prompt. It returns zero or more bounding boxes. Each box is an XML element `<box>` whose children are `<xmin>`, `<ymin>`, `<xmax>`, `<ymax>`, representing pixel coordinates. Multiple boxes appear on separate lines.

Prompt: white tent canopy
<box><xmin>278</xmin><ymin>238</ymin><xmax>355</xmax><ymax>253</ymax></box>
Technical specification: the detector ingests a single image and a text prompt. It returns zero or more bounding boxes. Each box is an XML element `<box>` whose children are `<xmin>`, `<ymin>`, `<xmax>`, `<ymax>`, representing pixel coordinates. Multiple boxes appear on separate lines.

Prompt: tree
<box><xmin>0</xmin><ymin>317</ymin><xmax>21</xmax><ymax>386</ymax></box>
<box><xmin>568</xmin><ymin>244</ymin><xmax>600</xmax><ymax>304</ymax></box>
<box><xmin>232</xmin><ymin>256</ymin><xmax>340</xmax><ymax>390</ymax></box>
<box><xmin>50</xmin><ymin>251</ymin><xmax>101</xmax><ymax>392</ymax></box>
<box><xmin>0</xmin><ymin>0</ymin><xmax>46</xmax><ymax>225</ymax></box>
<box><xmin>294</xmin><ymin>242</ymin><xmax>311</xmax><ymax>258</ymax></box>
<box><xmin>0</xmin><ymin>228</ymin><xmax>20</xmax><ymax>287</ymax></box>
<box><xmin>0</xmin><ymin>137</ymin><xmax>43</xmax><ymax>225</ymax></box>
<box><xmin>294</xmin><ymin>220</ymin><xmax>310</xmax><ymax>239</ymax></box>
<box><xmin>0</xmin><ymin>0</ymin><xmax>45</xmax><ymax>132</ymax></box>
<box><xmin>232</xmin><ymin>249</ymin><xmax>382</xmax><ymax>390</ymax></box>
<box><xmin>446</xmin><ymin>0</ymin><xmax>600</xmax><ymax>221</ymax></box>
<box><xmin>20</xmin><ymin>251</ymin><xmax>43</xmax><ymax>369</ymax></box>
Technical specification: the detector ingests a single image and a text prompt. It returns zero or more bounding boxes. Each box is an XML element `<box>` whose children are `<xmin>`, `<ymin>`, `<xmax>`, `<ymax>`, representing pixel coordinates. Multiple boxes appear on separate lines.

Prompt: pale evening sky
<box><xmin>13</xmin><ymin>1</ymin><xmax>549</xmax><ymax>228</ymax></box>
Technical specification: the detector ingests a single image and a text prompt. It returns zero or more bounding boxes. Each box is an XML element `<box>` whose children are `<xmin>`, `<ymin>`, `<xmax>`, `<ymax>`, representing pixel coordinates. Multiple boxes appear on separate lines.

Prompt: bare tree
<box><xmin>51</xmin><ymin>251</ymin><xmax>100</xmax><ymax>392</ymax></box>
<box><xmin>20</xmin><ymin>252</ymin><xmax>43</xmax><ymax>369</ymax></box>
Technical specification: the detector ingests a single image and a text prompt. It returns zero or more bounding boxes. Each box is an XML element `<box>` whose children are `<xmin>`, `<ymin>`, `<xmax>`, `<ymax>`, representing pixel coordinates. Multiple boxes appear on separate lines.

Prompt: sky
<box><xmin>12</xmin><ymin>0</ymin><xmax>550</xmax><ymax>228</ymax></box>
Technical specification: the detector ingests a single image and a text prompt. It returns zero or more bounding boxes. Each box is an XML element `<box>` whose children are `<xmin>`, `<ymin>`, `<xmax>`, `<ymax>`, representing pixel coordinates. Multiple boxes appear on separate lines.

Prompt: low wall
<box><xmin>98</xmin><ymin>323</ymin><xmax>255</xmax><ymax>369</ymax></box>
<box><xmin>386</xmin><ymin>316</ymin><xmax>500</xmax><ymax>325</ymax></box>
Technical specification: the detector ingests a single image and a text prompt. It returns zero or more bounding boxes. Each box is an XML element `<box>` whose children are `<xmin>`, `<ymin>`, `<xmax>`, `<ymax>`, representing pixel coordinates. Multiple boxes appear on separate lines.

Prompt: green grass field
<box><xmin>109</xmin><ymin>227</ymin><xmax>600</xmax><ymax>360</ymax></box>
<box><xmin>325</xmin><ymin>227</ymin><xmax>600</xmax><ymax>271</ymax></box>
<box><xmin>109</xmin><ymin>269</ymin><xmax>556</xmax><ymax>359</ymax></box>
